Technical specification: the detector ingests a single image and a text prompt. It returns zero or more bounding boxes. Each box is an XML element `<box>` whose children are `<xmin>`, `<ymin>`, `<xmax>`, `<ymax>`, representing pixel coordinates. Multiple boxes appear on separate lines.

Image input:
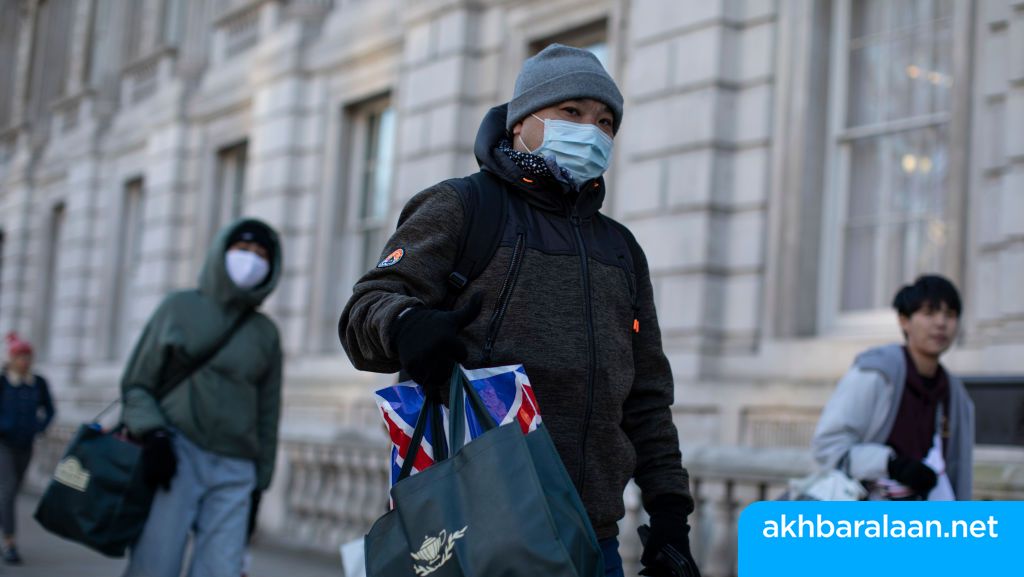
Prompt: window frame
<box><xmin>528</xmin><ymin>19</ymin><xmax>611</xmax><ymax>69</ymax></box>
<box><xmin>817</xmin><ymin>0</ymin><xmax>972</xmax><ymax>336</ymax></box>
<box><xmin>109</xmin><ymin>178</ymin><xmax>146</xmax><ymax>360</ymax></box>
<box><xmin>341</xmin><ymin>95</ymin><xmax>396</xmax><ymax>277</ymax></box>
<box><xmin>214</xmin><ymin>140</ymin><xmax>248</xmax><ymax>232</ymax></box>
<box><xmin>37</xmin><ymin>202</ymin><xmax>66</xmax><ymax>360</ymax></box>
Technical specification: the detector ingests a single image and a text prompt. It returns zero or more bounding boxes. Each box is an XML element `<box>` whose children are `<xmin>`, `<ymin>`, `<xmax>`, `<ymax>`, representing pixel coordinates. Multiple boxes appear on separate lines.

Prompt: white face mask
<box><xmin>225</xmin><ymin>249</ymin><xmax>270</xmax><ymax>289</ymax></box>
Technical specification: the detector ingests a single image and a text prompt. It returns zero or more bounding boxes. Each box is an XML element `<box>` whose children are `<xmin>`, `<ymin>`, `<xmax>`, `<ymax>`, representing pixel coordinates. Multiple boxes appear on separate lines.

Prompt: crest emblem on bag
<box><xmin>54</xmin><ymin>457</ymin><xmax>91</xmax><ymax>492</ymax></box>
<box><xmin>411</xmin><ymin>526</ymin><xmax>467</xmax><ymax>575</ymax></box>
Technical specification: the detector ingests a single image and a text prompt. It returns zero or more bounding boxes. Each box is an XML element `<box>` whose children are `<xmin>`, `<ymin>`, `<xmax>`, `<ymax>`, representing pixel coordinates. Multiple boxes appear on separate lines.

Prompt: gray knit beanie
<box><xmin>506</xmin><ymin>43</ymin><xmax>624</xmax><ymax>134</ymax></box>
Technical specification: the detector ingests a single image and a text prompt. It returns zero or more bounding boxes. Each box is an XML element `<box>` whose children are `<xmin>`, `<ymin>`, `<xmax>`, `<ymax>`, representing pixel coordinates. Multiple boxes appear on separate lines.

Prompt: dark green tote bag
<box><xmin>365</xmin><ymin>367</ymin><xmax>604</xmax><ymax>577</ymax></box>
<box><xmin>33</xmin><ymin>424</ymin><xmax>153</xmax><ymax>557</ymax></box>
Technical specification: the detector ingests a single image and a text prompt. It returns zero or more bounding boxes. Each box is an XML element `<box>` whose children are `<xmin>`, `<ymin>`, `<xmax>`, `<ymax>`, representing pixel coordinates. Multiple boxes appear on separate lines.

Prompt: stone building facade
<box><xmin>1</xmin><ymin>0</ymin><xmax>1022</xmax><ymax>574</ymax></box>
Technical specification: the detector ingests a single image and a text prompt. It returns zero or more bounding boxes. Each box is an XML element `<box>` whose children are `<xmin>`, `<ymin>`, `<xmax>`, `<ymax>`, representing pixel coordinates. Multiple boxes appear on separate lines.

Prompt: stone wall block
<box><xmin>629</xmin><ymin>213</ymin><xmax>710</xmax><ymax>272</ymax></box>
<box><xmin>631</xmin><ymin>0</ymin><xmax>726</xmax><ymax>43</ymax></box>
<box><xmin>666</xmin><ymin>148</ymin><xmax>715</xmax><ymax>209</ymax></box>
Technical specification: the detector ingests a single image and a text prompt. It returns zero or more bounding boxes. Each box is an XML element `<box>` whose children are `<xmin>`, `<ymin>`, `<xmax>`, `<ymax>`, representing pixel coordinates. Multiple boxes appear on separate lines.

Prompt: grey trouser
<box><xmin>123</xmin><ymin>430</ymin><xmax>255</xmax><ymax>577</ymax></box>
<box><xmin>0</xmin><ymin>442</ymin><xmax>32</xmax><ymax>537</ymax></box>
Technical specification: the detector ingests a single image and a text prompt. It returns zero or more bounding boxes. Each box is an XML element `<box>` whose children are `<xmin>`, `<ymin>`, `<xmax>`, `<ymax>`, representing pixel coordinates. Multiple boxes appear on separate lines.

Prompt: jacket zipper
<box><xmin>483</xmin><ymin>233</ymin><xmax>526</xmax><ymax>362</ymax></box>
<box><xmin>570</xmin><ymin>212</ymin><xmax>597</xmax><ymax>495</ymax></box>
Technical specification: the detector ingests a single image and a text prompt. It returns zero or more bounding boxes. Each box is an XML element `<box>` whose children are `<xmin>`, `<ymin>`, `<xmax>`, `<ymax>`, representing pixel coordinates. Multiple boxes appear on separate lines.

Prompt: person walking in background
<box><xmin>812</xmin><ymin>275</ymin><xmax>974</xmax><ymax>500</ymax></box>
<box><xmin>0</xmin><ymin>332</ymin><xmax>55</xmax><ymax>564</ymax></box>
<box><xmin>120</xmin><ymin>219</ymin><xmax>283</xmax><ymax>577</ymax></box>
<box><xmin>340</xmin><ymin>44</ymin><xmax>700</xmax><ymax>576</ymax></box>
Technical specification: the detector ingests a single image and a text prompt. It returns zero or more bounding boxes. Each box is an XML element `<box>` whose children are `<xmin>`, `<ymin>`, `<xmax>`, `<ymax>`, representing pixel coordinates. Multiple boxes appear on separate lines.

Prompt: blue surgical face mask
<box><xmin>520</xmin><ymin>114</ymin><xmax>614</xmax><ymax>184</ymax></box>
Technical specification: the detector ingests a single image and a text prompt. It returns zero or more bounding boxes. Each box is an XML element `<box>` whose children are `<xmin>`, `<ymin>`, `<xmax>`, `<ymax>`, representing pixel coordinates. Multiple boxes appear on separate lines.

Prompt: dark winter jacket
<box><xmin>121</xmin><ymin>218</ymin><xmax>283</xmax><ymax>490</ymax></box>
<box><xmin>0</xmin><ymin>373</ymin><xmax>55</xmax><ymax>448</ymax></box>
<box><xmin>340</xmin><ymin>104</ymin><xmax>692</xmax><ymax>539</ymax></box>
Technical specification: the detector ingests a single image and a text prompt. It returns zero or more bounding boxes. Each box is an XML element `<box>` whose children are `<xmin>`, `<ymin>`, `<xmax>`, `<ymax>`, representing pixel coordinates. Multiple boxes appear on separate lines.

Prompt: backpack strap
<box><xmin>441</xmin><ymin>170</ymin><xmax>508</xmax><ymax>309</ymax></box>
<box><xmin>607</xmin><ymin>219</ymin><xmax>645</xmax><ymax>278</ymax></box>
<box><xmin>607</xmin><ymin>219</ymin><xmax>645</xmax><ymax>332</ymax></box>
<box><xmin>108</xmin><ymin>306</ymin><xmax>255</xmax><ymax>423</ymax></box>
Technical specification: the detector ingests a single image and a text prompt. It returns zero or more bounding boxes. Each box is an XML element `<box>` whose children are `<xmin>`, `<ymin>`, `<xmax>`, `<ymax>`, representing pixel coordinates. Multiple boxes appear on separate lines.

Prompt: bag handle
<box><xmin>152</xmin><ymin>306</ymin><xmax>256</xmax><ymax>400</ymax></box>
<box><xmin>395</xmin><ymin>365</ymin><xmax>497</xmax><ymax>482</ymax></box>
<box><xmin>448</xmin><ymin>365</ymin><xmax>497</xmax><ymax>454</ymax></box>
<box><xmin>396</xmin><ymin>396</ymin><xmax>447</xmax><ymax>482</ymax></box>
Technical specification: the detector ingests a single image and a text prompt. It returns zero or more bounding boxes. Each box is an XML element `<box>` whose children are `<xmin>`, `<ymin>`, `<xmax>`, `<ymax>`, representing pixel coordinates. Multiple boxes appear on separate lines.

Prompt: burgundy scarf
<box><xmin>885</xmin><ymin>347</ymin><xmax>951</xmax><ymax>460</ymax></box>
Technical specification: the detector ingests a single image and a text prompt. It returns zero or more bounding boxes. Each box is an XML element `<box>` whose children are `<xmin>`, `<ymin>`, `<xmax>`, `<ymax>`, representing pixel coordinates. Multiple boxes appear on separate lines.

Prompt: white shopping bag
<box><xmin>787</xmin><ymin>469</ymin><xmax>867</xmax><ymax>501</ymax></box>
<box><xmin>340</xmin><ymin>537</ymin><xmax>366</xmax><ymax>577</ymax></box>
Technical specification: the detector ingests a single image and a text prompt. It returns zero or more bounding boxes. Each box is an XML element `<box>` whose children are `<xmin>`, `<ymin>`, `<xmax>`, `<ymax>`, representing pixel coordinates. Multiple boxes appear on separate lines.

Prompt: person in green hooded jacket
<box><xmin>120</xmin><ymin>218</ymin><xmax>283</xmax><ymax>577</ymax></box>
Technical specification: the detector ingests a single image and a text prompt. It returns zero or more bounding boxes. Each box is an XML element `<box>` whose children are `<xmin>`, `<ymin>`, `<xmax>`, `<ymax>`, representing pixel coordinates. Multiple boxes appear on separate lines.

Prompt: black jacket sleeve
<box><xmin>620</xmin><ymin>237</ymin><xmax>694</xmax><ymax>515</ymax></box>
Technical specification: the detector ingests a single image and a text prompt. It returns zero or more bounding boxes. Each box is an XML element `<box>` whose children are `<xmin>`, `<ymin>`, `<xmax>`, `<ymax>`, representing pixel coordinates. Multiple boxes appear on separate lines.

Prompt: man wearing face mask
<box><xmin>121</xmin><ymin>218</ymin><xmax>283</xmax><ymax>577</ymax></box>
<box><xmin>340</xmin><ymin>44</ymin><xmax>699</xmax><ymax>577</ymax></box>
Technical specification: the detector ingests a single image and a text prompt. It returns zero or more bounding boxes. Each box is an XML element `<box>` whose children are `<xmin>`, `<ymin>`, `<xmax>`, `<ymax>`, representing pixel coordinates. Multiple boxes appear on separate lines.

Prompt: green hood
<box><xmin>199</xmin><ymin>218</ymin><xmax>282</xmax><ymax>309</ymax></box>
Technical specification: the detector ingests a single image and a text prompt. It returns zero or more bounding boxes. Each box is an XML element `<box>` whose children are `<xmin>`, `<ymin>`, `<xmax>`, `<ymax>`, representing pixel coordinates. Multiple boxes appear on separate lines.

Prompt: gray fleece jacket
<box><xmin>811</xmin><ymin>344</ymin><xmax>974</xmax><ymax>499</ymax></box>
<box><xmin>339</xmin><ymin>104</ymin><xmax>691</xmax><ymax>539</ymax></box>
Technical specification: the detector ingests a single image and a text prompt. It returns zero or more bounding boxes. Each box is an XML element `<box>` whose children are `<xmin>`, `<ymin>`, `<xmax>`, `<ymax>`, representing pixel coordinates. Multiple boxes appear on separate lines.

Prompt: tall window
<box><xmin>214</xmin><ymin>142</ymin><xmax>248</xmax><ymax>231</ymax></box>
<box><xmin>161</xmin><ymin>0</ymin><xmax>188</xmax><ymax>46</ymax></box>
<box><xmin>826</xmin><ymin>0</ymin><xmax>956</xmax><ymax>316</ymax></box>
<box><xmin>531</xmin><ymin>21</ymin><xmax>609</xmax><ymax>70</ymax></box>
<box><xmin>26</xmin><ymin>0</ymin><xmax>74</xmax><ymax>126</ymax></box>
<box><xmin>111</xmin><ymin>179</ymin><xmax>145</xmax><ymax>359</ymax></box>
<box><xmin>86</xmin><ymin>0</ymin><xmax>119</xmax><ymax>90</ymax></box>
<box><xmin>39</xmin><ymin>203</ymin><xmax>66</xmax><ymax>359</ymax></box>
<box><xmin>345</xmin><ymin>99</ymin><xmax>396</xmax><ymax>272</ymax></box>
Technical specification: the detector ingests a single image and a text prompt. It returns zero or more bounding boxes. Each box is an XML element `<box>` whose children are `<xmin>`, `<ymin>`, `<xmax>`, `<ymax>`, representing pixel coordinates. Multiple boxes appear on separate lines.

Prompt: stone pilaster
<box><xmin>9</xmin><ymin>0</ymin><xmax>38</xmax><ymax>126</ymax></box>
<box><xmin>617</xmin><ymin>0</ymin><xmax>778</xmax><ymax>377</ymax></box>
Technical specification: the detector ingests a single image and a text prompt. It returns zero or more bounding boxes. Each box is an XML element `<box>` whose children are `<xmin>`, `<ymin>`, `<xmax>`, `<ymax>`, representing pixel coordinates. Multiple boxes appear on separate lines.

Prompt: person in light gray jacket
<box><xmin>812</xmin><ymin>275</ymin><xmax>974</xmax><ymax>500</ymax></box>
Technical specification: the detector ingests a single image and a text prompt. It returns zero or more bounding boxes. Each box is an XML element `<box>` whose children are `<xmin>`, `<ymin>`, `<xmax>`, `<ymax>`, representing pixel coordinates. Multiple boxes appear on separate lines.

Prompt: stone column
<box><xmin>243</xmin><ymin>12</ymin><xmax>328</xmax><ymax>357</ymax></box>
<box><xmin>969</xmin><ymin>0</ymin><xmax>1024</xmax><ymax>359</ymax></box>
<box><xmin>393</xmin><ymin>0</ymin><xmax>496</xmax><ymax>204</ymax></box>
<box><xmin>618</xmin><ymin>0</ymin><xmax>778</xmax><ymax>380</ymax></box>
<box><xmin>9</xmin><ymin>0</ymin><xmax>38</xmax><ymax>126</ymax></box>
<box><xmin>0</xmin><ymin>1</ymin><xmax>41</xmax><ymax>345</ymax></box>
<box><xmin>762</xmin><ymin>0</ymin><xmax>831</xmax><ymax>339</ymax></box>
<box><xmin>45</xmin><ymin>155</ymin><xmax>103</xmax><ymax>386</ymax></box>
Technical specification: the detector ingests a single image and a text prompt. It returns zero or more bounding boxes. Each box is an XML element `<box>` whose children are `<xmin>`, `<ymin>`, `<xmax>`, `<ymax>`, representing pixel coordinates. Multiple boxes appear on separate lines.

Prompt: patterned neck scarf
<box><xmin>496</xmin><ymin>139</ymin><xmax>575</xmax><ymax>188</ymax></box>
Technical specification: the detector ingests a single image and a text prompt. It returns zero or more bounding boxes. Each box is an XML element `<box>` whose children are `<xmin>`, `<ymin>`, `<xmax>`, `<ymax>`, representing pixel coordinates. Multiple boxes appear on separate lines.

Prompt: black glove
<box><xmin>389</xmin><ymin>293</ymin><xmax>483</xmax><ymax>400</ymax></box>
<box><xmin>141</xmin><ymin>429</ymin><xmax>177</xmax><ymax>491</ymax></box>
<box><xmin>887</xmin><ymin>455</ymin><xmax>937</xmax><ymax>496</ymax></box>
<box><xmin>640</xmin><ymin>494</ymin><xmax>701</xmax><ymax>577</ymax></box>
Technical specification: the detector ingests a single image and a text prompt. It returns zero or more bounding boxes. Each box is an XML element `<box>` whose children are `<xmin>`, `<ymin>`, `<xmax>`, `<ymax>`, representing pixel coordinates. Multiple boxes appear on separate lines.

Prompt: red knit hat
<box><xmin>6</xmin><ymin>333</ymin><xmax>33</xmax><ymax>357</ymax></box>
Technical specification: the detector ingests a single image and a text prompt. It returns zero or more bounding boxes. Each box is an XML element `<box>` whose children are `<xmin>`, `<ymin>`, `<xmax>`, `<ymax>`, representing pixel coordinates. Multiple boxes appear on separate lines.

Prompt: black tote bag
<box><xmin>365</xmin><ymin>366</ymin><xmax>604</xmax><ymax>577</ymax></box>
<box><xmin>33</xmin><ymin>308</ymin><xmax>253</xmax><ymax>557</ymax></box>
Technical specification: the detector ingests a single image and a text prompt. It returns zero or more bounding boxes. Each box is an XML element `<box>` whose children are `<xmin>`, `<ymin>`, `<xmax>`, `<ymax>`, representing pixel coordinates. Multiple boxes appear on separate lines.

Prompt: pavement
<box><xmin>6</xmin><ymin>494</ymin><xmax>342</xmax><ymax>577</ymax></box>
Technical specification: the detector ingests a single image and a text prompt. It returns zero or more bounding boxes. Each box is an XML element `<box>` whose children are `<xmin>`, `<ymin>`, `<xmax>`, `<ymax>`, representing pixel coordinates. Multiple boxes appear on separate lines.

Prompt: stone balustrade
<box><xmin>26</xmin><ymin>426</ymin><xmax>1024</xmax><ymax>577</ymax></box>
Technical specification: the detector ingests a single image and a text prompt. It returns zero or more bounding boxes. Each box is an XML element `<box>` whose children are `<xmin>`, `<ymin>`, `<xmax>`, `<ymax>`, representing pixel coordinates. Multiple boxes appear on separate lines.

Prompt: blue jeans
<box><xmin>600</xmin><ymin>537</ymin><xmax>625</xmax><ymax>577</ymax></box>
<box><xmin>123</xmin><ymin>431</ymin><xmax>256</xmax><ymax>577</ymax></box>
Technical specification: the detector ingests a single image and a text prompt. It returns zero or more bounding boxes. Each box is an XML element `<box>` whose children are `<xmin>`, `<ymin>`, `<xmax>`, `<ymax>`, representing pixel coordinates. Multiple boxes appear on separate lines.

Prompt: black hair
<box><xmin>892</xmin><ymin>274</ymin><xmax>962</xmax><ymax>318</ymax></box>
